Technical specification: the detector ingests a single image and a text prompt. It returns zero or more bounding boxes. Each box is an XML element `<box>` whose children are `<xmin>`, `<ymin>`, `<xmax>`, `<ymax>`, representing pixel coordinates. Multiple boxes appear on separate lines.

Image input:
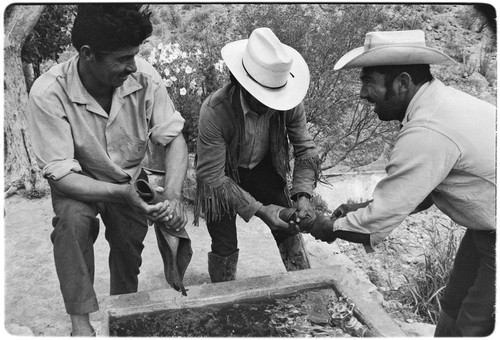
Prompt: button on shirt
<box><xmin>334</xmin><ymin>79</ymin><xmax>496</xmax><ymax>250</ymax></box>
<box><xmin>238</xmin><ymin>91</ymin><xmax>275</xmax><ymax>169</ymax></box>
<box><xmin>27</xmin><ymin>55</ymin><xmax>185</xmax><ymax>183</ymax></box>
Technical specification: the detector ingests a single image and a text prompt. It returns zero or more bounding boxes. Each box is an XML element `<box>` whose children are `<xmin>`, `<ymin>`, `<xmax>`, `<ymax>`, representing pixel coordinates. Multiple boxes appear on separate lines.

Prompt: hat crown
<box><xmin>333</xmin><ymin>29</ymin><xmax>455</xmax><ymax>71</ymax></box>
<box><xmin>242</xmin><ymin>27</ymin><xmax>293</xmax><ymax>89</ymax></box>
<box><xmin>364</xmin><ymin>30</ymin><xmax>426</xmax><ymax>51</ymax></box>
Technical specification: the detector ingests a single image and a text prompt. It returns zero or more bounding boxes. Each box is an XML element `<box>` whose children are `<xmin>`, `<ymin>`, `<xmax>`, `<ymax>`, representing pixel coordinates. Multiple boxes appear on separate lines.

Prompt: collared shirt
<box><xmin>238</xmin><ymin>91</ymin><xmax>275</xmax><ymax>169</ymax></box>
<box><xmin>27</xmin><ymin>55</ymin><xmax>184</xmax><ymax>183</ymax></box>
<box><xmin>334</xmin><ymin>78</ymin><xmax>496</xmax><ymax>250</ymax></box>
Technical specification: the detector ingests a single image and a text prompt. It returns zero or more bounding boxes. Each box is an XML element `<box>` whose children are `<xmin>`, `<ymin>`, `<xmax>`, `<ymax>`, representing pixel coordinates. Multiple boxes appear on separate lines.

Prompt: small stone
<box><xmin>5</xmin><ymin>323</ymin><xmax>34</xmax><ymax>336</ymax></box>
<box><xmin>370</xmin><ymin>291</ymin><xmax>385</xmax><ymax>303</ymax></box>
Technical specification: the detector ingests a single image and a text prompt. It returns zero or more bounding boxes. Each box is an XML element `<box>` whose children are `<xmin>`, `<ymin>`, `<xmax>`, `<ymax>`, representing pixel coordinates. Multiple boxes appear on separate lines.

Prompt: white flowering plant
<box><xmin>146</xmin><ymin>42</ymin><xmax>228</xmax><ymax>151</ymax></box>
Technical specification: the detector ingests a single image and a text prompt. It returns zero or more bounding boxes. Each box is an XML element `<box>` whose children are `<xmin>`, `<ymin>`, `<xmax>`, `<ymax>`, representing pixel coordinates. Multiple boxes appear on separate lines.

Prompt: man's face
<box><xmin>241</xmin><ymin>87</ymin><xmax>269</xmax><ymax>115</ymax></box>
<box><xmin>359</xmin><ymin>69</ymin><xmax>406</xmax><ymax>122</ymax></box>
<box><xmin>89</xmin><ymin>46</ymin><xmax>140</xmax><ymax>89</ymax></box>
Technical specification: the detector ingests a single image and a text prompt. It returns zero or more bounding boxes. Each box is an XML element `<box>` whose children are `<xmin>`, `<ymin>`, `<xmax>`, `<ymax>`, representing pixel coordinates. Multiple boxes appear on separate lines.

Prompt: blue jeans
<box><xmin>435</xmin><ymin>229</ymin><xmax>496</xmax><ymax>336</ymax></box>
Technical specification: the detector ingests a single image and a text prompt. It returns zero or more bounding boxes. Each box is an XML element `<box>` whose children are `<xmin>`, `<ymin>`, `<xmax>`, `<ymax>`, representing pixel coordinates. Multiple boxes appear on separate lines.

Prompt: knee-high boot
<box><xmin>278</xmin><ymin>233</ymin><xmax>311</xmax><ymax>271</ymax></box>
<box><xmin>207</xmin><ymin>250</ymin><xmax>239</xmax><ymax>283</ymax></box>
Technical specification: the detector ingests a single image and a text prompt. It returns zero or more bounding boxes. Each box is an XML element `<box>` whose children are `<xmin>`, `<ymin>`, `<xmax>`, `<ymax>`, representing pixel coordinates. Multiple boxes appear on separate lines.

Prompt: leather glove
<box><xmin>308</xmin><ymin>216</ymin><xmax>371</xmax><ymax>245</ymax></box>
<box><xmin>279</xmin><ymin>207</ymin><xmax>318</xmax><ymax>234</ymax></box>
<box><xmin>309</xmin><ymin>215</ymin><xmax>337</xmax><ymax>243</ymax></box>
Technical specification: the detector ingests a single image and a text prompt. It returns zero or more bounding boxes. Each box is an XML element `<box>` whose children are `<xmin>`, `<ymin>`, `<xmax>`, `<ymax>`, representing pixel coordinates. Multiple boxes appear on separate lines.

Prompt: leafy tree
<box><xmin>21</xmin><ymin>5</ymin><xmax>75</xmax><ymax>89</ymax></box>
<box><xmin>235</xmin><ymin>4</ymin><xmax>401</xmax><ymax>171</ymax></box>
<box><xmin>144</xmin><ymin>4</ymin><xmax>241</xmax><ymax>151</ymax></box>
<box><xmin>142</xmin><ymin>4</ymin><xmax>408</xmax><ymax>169</ymax></box>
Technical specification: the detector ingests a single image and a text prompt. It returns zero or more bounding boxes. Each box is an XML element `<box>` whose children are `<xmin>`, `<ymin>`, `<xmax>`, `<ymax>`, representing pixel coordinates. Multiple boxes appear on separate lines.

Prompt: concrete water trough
<box><xmin>96</xmin><ymin>265</ymin><xmax>406</xmax><ymax>337</ymax></box>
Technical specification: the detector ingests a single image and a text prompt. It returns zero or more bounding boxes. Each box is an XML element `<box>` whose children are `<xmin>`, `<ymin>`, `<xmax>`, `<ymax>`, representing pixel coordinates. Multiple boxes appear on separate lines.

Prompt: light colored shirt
<box><xmin>334</xmin><ymin>78</ymin><xmax>496</xmax><ymax>250</ymax></box>
<box><xmin>27</xmin><ymin>55</ymin><xmax>184</xmax><ymax>183</ymax></box>
<box><xmin>238</xmin><ymin>91</ymin><xmax>275</xmax><ymax>169</ymax></box>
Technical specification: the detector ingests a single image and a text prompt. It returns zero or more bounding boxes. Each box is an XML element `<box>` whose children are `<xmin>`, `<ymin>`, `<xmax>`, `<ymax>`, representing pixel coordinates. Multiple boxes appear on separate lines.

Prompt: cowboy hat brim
<box><xmin>222</xmin><ymin>39</ymin><xmax>310</xmax><ymax>111</ymax></box>
<box><xmin>334</xmin><ymin>45</ymin><xmax>457</xmax><ymax>70</ymax></box>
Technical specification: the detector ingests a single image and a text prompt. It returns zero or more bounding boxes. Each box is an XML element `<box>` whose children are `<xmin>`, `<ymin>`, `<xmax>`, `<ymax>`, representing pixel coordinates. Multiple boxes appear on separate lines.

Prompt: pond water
<box><xmin>109</xmin><ymin>287</ymin><xmax>351</xmax><ymax>337</ymax></box>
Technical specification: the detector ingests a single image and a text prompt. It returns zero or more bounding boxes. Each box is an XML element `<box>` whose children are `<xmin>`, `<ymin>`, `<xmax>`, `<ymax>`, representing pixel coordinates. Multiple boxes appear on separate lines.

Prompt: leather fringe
<box><xmin>193</xmin><ymin>178</ymin><xmax>249</xmax><ymax>225</ymax></box>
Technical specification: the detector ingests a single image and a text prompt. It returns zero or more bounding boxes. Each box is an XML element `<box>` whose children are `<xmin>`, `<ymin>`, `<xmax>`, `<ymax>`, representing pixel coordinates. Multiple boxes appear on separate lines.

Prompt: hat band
<box><xmin>242</xmin><ymin>60</ymin><xmax>288</xmax><ymax>90</ymax></box>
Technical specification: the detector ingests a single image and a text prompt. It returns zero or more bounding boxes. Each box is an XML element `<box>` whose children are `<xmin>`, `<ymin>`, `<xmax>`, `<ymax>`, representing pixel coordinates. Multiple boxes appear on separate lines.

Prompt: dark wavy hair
<box><xmin>71</xmin><ymin>4</ymin><xmax>153</xmax><ymax>52</ymax></box>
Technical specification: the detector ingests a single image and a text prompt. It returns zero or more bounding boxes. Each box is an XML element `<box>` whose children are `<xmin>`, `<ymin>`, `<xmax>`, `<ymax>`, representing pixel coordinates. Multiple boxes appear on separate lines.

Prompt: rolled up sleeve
<box><xmin>148</xmin><ymin>76</ymin><xmax>185</xmax><ymax>147</ymax></box>
<box><xmin>27</xmin><ymin>94</ymin><xmax>83</xmax><ymax>180</ymax></box>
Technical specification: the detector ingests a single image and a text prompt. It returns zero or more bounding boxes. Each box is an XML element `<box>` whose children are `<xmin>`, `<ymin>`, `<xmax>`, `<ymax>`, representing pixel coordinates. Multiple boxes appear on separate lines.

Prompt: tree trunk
<box><xmin>22</xmin><ymin>62</ymin><xmax>35</xmax><ymax>92</ymax></box>
<box><xmin>4</xmin><ymin>5</ymin><xmax>46</xmax><ymax>196</ymax></box>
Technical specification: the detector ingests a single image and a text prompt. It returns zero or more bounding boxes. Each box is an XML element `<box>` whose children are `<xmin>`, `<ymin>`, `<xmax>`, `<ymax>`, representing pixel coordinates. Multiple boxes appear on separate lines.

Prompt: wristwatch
<box><xmin>292</xmin><ymin>192</ymin><xmax>311</xmax><ymax>202</ymax></box>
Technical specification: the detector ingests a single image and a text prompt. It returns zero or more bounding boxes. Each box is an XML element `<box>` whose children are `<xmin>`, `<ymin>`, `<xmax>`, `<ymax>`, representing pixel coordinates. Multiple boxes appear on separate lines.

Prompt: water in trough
<box><xmin>109</xmin><ymin>287</ymin><xmax>354</xmax><ymax>337</ymax></box>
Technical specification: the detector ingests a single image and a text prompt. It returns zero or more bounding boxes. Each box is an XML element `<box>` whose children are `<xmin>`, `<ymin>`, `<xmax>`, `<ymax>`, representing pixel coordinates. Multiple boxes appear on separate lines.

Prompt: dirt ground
<box><xmin>2</xmin><ymin>192</ymin><xmax>437</xmax><ymax>337</ymax></box>
<box><xmin>3</xmin><ymin>193</ymin><xmax>295</xmax><ymax>336</ymax></box>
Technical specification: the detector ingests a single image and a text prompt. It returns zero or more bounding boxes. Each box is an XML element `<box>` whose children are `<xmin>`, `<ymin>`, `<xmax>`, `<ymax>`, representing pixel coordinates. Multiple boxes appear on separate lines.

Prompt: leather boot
<box><xmin>278</xmin><ymin>233</ymin><xmax>311</xmax><ymax>271</ymax></box>
<box><xmin>208</xmin><ymin>250</ymin><xmax>239</xmax><ymax>283</ymax></box>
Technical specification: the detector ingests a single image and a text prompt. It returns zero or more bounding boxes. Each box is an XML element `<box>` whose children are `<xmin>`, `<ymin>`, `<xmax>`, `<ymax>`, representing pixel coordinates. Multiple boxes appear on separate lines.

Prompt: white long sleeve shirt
<box><xmin>334</xmin><ymin>78</ymin><xmax>496</xmax><ymax>250</ymax></box>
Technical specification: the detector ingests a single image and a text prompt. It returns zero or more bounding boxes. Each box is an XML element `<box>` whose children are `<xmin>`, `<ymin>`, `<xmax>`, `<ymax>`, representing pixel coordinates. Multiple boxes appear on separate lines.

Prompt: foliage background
<box><xmin>23</xmin><ymin>3</ymin><xmax>496</xmax><ymax>172</ymax></box>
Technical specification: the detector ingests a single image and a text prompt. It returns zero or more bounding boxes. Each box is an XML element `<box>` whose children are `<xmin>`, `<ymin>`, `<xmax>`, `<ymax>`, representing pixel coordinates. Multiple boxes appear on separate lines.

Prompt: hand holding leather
<box><xmin>296</xmin><ymin>196</ymin><xmax>316</xmax><ymax>220</ymax></box>
<box><xmin>256</xmin><ymin>204</ymin><xmax>290</xmax><ymax>231</ymax></box>
<box><xmin>309</xmin><ymin>215</ymin><xmax>337</xmax><ymax>243</ymax></box>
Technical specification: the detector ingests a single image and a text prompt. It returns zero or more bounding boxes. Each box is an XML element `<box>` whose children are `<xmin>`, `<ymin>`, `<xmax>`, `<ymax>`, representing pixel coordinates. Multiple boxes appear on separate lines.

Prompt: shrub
<box><xmin>310</xmin><ymin>193</ymin><xmax>332</xmax><ymax>215</ymax></box>
<box><xmin>144</xmin><ymin>3</ymin><xmax>404</xmax><ymax>170</ymax></box>
<box><xmin>399</xmin><ymin>221</ymin><xmax>463</xmax><ymax>324</ymax></box>
<box><xmin>429</xmin><ymin>5</ymin><xmax>448</xmax><ymax>14</ymax></box>
<box><xmin>478</xmin><ymin>44</ymin><xmax>494</xmax><ymax>77</ymax></box>
<box><xmin>444</xmin><ymin>31</ymin><xmax>463</xmax><ymax>61</ymax></box>
<box><xmin>401</xmin><ymin>13</ymin><xmax>423</xmax><ymax>30</ymax></box>
<box><xmin>457</xmin><ymin>7</ymin><xmax>480</xmax><ymax>31</ymax></box>
<box><xmin>460</xmin><ymin>49</ymin><xmax>477</xmax><ymax>78</ymax></box>
<box><xmin>145</xmin><ymin>42</ymin><xmax>227</xmax><ymax>152</ymax></box>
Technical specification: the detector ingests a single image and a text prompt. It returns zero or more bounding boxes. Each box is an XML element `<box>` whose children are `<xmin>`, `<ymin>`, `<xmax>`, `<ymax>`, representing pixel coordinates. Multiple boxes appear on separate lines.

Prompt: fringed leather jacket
<box><xmin>194</xmin><ymin>83</ymin><xmax>320</xmax><ymax>225</ymax></box>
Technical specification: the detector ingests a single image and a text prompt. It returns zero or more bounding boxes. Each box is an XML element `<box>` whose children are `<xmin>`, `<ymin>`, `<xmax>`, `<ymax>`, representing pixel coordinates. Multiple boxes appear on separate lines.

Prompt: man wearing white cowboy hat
<box><xmin>194</xmin><ymin>27</ymin><xmax>321</xmax><ymax>282</ymax></box>
<box><xmin>306</xmin><ymin>30</ymin><xmax>496</xmax><ymax>336</ymax></box>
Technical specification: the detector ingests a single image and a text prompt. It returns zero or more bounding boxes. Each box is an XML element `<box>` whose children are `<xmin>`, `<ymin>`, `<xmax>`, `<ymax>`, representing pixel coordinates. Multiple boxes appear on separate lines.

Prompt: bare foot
<box><xmin>70</xmin><ymin>314</ymin><xmax>95</xmax><ymax>336</ymax></box>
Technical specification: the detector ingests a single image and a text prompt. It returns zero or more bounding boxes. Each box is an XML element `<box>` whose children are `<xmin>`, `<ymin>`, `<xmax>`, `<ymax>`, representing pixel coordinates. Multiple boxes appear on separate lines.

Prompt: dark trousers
<box><xmin>49</xmin><ymin>180</ymin><xmax>148</xmax><ymax>315</ymax></box>
<box><xmin>435</xmin><ymin>229</ymin><xmax>496</xmax><ymax>336</ymax></box>
<box><xmin>207</xmin><ymin>155</ymin><xmax>292</xmax><ymax>256</ymax></box>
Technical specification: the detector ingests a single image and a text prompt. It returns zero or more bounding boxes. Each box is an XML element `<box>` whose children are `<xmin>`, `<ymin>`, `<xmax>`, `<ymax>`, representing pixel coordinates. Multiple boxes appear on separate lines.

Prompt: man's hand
<box><xmin>309</xmin><ymin>215</ymin><xmax>337</xmax><ymax>243</ymax></box>
<box><xmin>151</xmin><ymin>187</ymin><xmax>188</xmax><ymax>232</ymax></box>
<box><xmin>126</xmin><ymin>183</ymin><xmax>187</xmax><ymax>232</ymax></box>
<box><xmin>296</xmin><ymin>196</ymin><xmax>316</xmax><ymax>221</ymax></box>
<box><xmin>125</xmin><ymin>183</ymin><xmax>162</xmax><ymax>216</ymax></box>
<box><xmin>256</xmin><ymin>204</ymin><xmax>289</xmax><ymax>231</ymax></box>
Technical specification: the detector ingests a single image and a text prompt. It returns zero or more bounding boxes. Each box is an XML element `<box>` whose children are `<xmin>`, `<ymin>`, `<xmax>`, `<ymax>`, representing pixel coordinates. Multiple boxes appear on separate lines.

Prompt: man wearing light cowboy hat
<box><xmin>306</xmin><ymin>30</ymin><xmax>495</xmax><ymax>336</ymax></box>
<box><xmin>194</xmin><ymin>27</ymin><xmax>321</xmax><ymax>282</ymax></box>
